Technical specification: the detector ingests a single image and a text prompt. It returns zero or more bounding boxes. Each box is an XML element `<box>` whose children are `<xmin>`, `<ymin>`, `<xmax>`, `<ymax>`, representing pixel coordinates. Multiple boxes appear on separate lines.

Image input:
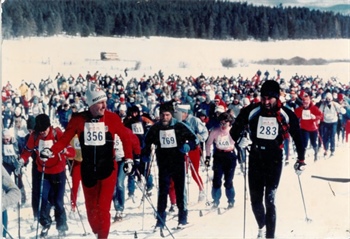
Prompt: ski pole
<box><xmin>186</xmin><ymin>154</ymin><xmax>211</xmax><ymax>206</ymax></box>
<box><xmin>64</xmin><ymin>169</ymin><xmax>88</xmax><ymax>236</ymax></box>
<box><xmin>138</xmin><ymin>154</ymin><xmax>155</xmax><ymax>208</ymax></box>
<box><xmin>297</xmin><ymin>175</ymin><xmax>312</xmax><ymax>222</ymax></box>
<box><xmin>185</xmin><ymin>156</ymin><xmax>191</xmax><ymax>203</ymax></box>
<box><xmin>15</xmin><ymin>175</ymin><xmax>21</xmax><ymax>239</ymax></box>
<box><xmin>238</xmin><ymin>147</ymin><xmax>248</xmax><ymax>239</ymax></box>
<box><xmin>2</xmin><ymin>225</ymin><xmax>14</xmax><ymax>239</ymax></box>
<box><xmin>36</xmin><ymin>162</ymin><xmax>46</xmax><ymax>239</ymax></box>
<box><xmin>134</xmin><ymin>177</ymin><xmax>175</xmax><ymax>239</ymax></box>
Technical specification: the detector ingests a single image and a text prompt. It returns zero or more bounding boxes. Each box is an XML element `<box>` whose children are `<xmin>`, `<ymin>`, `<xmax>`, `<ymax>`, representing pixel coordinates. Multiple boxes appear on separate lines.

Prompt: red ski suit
<box><xmin>51</xmin><ymin>110</ymin><xmax>133</xmax><ymax>239</ymax></box>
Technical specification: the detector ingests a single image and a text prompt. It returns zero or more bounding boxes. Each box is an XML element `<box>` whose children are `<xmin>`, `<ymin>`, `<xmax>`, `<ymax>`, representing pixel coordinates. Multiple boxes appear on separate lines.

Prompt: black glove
<box><xmin>294</xmin><ymin>160</ymin><xmax>306</xmax><ymax>175</ymax></box>
<box><xmin>123</xmin><ymin>159</ymin><xmax>134</xmax><ymax>175</ymax></box>
<box><xmin>204</xmin><ymin>156</ymin><xmax>210</xmax><ymax>167</ymax></box>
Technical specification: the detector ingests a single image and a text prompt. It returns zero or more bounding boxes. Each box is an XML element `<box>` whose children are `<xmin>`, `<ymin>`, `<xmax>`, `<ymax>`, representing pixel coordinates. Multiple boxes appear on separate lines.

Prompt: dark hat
<box><xmin>197</xmin><ymin>109</ymin><xmax>207</xmax><ymax>118</ymax></box>
<box><xmin>261</xmin><ymin>80</ymin><xmax>280</xmax><ymax>99</ymax></box>
<box><xmin>129</xmin><ymin>105</ymin><xmax>140</xmax><ymax>113</ymax></box>
<box><xmin>218</xmin><ymin>112</ymin><xmax>234</xmax><ymax>123</ymax></box>
<box><xmin>301</xmin><ymin>88</ymin><xmax>313</xmax><ymax>98</ymax></box>
<box><xmin>159</xmin><ymin>101</ymin><xmax>174</xmax><ymax>115</ymax></box>
<box><xmin>27</xmin><ymin>115</ymin><xmax>36</xmax><ymax>130</ymax></box>
<box><xmin>35</xmin><ymin>114</ymin><xmax>51</xmax><ymax>132</ymax></box>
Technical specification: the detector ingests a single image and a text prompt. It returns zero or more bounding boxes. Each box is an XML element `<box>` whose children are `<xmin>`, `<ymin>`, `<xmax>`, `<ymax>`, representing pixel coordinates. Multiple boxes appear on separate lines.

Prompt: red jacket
<box><xmin>51</xmin><ymin>110</ymin><xmax>133</xmax><ymax>159</ymax></box>
<box><xmin>294</xmin><ymin>103</ymin><xmax>323</xmax><ymax>131</ymax></box>
<box><xmin>21</xmin><ymin>127</ymin><xmax>76</xmax><ymax>174</ymax></box>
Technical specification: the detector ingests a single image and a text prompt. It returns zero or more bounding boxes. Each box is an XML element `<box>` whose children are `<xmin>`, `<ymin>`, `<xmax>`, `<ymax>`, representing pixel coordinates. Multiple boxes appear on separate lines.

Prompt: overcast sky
<box><xmin>230</xmin><ymin>0</ymin><xmax>349</xmax><ymax>7</ymax></box>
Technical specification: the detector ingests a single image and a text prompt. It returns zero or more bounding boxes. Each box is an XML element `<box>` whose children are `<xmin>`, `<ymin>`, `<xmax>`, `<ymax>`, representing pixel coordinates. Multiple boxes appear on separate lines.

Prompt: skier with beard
<box><xmin>230</xmin><ymin>80</ymin><xmax>305</xmax><ymax>239</ymax></box>
<box><xmin>142</xmin><ymin>101</ymin><xmax>198</xmax><ymax>232</ymax></box>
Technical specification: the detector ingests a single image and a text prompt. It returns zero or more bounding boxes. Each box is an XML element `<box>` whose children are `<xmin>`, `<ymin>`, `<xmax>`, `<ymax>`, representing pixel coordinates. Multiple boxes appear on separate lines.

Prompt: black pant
<box><xmin>156</xmin><ymin>154</ymin><xmax>187</xmax><ymax>227</ymax></box>
<box><xmin>248</xmin><ymin>147</ymin><xmax>283</xmax><ymax>239</ymax></box>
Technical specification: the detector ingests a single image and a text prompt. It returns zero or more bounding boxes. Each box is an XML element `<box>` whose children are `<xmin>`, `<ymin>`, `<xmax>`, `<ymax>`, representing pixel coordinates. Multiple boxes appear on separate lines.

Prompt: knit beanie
<box><xmin>176</xmin><ymin>104</ymin><xmax>191</xmax><ymax>113</ymax></box>
<box><xmin>2</xmin><ymin>128</ymin><xmax>12</xmax><ymax>138</ymax></box>
<box><xmin>85</xmin><ymin>82</ymin><xmax>107</xmax><ymax>107</ymax></box>
<box><xmin>325</xmin><ymin>92</ymin><xmax>333</xmax><ymax>100</ymax></box>
<box><xmin>35</xmin><ymin>114</ymin><xmax>51</xmax><ymax>132</ymax></box>
<box><xmin>159</xmin><ymin>101</ymin><xmax>174</xmax><ymax>115</ymax></box>
<box><xmin>261</xmin><ymin>80</ymin><xmax>280</xmax><ymax>99</ymax></box>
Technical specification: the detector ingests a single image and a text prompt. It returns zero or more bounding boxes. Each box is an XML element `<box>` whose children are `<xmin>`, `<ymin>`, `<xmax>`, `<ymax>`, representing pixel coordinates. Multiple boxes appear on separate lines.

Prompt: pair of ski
<box><xmin>158</xmin><ymin>223</ymin><xmax>193</xmax><ymax>238</ymax></box>
<box><xmin>198</xmin><ymin>205</ymin><xmax>232</xmax><ymax>217</ymax></box>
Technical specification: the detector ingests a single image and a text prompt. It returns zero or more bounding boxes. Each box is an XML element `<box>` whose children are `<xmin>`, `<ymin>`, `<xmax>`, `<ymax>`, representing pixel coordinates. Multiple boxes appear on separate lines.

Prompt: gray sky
<box><xmin>230</xmin><ymin>0</ymin><xmax>349</xmax><ymax>7</ymax></box>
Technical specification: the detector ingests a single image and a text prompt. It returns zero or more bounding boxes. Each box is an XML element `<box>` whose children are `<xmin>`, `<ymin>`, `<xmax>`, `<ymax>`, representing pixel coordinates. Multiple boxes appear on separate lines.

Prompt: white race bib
<box><xmin>84</xmin><ymin>122</ymin><xmax>106</xmax><ymax>146</ymax></box>
<box><xmin>38</xmin><ymin>139</ymin><xmax>54</xmax><ymax>154</ymax></box>
<box><xmin>73</xmin><ymin>137</ymin><xmax>81</xmax><ymax>149</ymax></box>
<box><xmin>301</xmin><ymin>109</ymin><xmax>311</xmax><ymax>120</ymax></box>
<box><xmin>131</xmin><ymin>122</ymin><xmax>144</xmax><ymax>135</ymax></box>
<box><xmin>3</xmin><ymin>144</ymin><xmax>16</xmax><ymax>156</ymax></box>
<box><xmin>159</xmin><ymin>129</ymin><xmax>177</xmax><ymax>148</ymax></box>
<box><xmin>114</xmin><ymin>134</ymin><xmax>125</xmax><ymax>161</ymax></box>
<box><xmin>257</xmin><ymin>116</ymin><xmax>278</xmax><ymax>140</ymax></box>
<box><xmin>216</xmin><ymin>135</ymin><xmax>232</xmax><ymax>150</ymax></box>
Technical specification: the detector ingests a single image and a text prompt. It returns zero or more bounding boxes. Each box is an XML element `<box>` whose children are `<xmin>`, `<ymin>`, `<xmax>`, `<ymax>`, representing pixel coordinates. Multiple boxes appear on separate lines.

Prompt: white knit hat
<box><xmin>85</xmin><ymin>82</ymin><xmax>107</xmax><ymax>107</ymax></box>
<box><xmin>325</xmin><ymin>92</ymin><xmax>333</xmax><ymax>100</ymax></box>
<box><xmin>176</xmin><ymin>104</ymin><xmax>191</xmax><ymax>113</ymax></box>
<box><xmin>215</xmin><ymin>105</ymin><xmax>225</xmax><ymax>113</ymax></box>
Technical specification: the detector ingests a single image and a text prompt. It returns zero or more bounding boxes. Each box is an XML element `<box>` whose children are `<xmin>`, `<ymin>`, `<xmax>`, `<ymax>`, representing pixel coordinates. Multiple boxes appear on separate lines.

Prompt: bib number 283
<box><xmin>257</xmin><ymin>116</ymin><xmax>278</xmax><ymax>140</ymax></box>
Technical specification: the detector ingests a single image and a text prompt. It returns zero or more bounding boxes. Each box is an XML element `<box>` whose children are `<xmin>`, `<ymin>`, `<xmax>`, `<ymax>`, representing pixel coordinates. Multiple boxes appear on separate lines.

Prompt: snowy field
<box><xmin>2</xmin><ymin>36</ymin><xmax>350</xmax><ymax>239</ymax></box>
<box><xmin>2</xmin><ymin>36</ymin><xmax>350</xmax><ymax>87</ymax></box>
<box><xmin>5</xmin><ymin>141</ymin><xmax>350</xmax><ymax>239</ymax></box>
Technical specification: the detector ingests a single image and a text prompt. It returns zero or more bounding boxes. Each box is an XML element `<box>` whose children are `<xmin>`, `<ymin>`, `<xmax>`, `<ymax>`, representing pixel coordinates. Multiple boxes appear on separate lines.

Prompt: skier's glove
<box><xmin>294</xmin><ymin>160</ymin><xmax>306</xmax><ymax>175</ymax></box>
<box><xmin>133</xmin><ymin>155</ymin><xmax>141</xmax><ymax>170</ymax></box>
<box><xmin>204</xmin><ymin>156</ymin><xmax>210</xmax><ymax>167</ymax></box>
<box><xmin>179</xmin><ymin>143</ymin><xmax>190</xmax><ymax>154</ymax></box>
<box><xmin>237</xmin><ymin>134</ymin><xmax>252</xmax><ymax>149</ymax></box>
<box><xmin>123</xmin><ymin>159</ymin><xmax>134</xmax><ymax>175</ymax></box>
<box><xmin>40</xmin><ymin>148</ymin><xmax>53</xmax><ymax>162</ymax></box>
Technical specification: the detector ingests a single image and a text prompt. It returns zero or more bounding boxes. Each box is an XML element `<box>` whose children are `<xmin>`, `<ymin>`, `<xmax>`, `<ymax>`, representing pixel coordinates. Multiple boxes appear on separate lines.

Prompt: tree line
<box><xmin>2</xmin><ymin>0</ymin><xmax>350</xmax><ymax>40</ymax></box>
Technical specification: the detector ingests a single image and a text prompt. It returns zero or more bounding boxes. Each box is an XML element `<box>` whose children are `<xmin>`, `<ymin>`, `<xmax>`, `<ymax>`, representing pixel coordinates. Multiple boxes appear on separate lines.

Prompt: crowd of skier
<box><xmin>2</xmin><ymin>69</ymin><xmax>350</xmax><ymax>239</ymax></box>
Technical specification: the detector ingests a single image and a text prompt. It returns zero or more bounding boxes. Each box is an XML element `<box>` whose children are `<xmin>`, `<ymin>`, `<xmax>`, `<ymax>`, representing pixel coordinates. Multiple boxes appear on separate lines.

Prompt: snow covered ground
<box><xmin>5</xmin><ymin>141</ymin><xmax>350</xmax><ymax>239</ymax></box>
<box><xmin>2</xmin><ymin>36</ymin><xmax>350</xmax><ymax>238</ymax></box>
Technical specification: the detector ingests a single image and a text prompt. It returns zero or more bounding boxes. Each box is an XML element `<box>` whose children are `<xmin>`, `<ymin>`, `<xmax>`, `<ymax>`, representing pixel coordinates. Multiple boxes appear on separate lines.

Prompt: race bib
<box><xmin>84</xmin><ymin>122</ymin><xmax>106</xmax><ymax>146</ymax></box>
<box><xmin>257</xmin><ymin>116</ymin><xmax>278</xmax><ymax>140</ymax></box>
<box><xmin>73</xmin><ymin>137</ymin><xmax>81</xmax><ymax>149</ymax></box>
<box><xmin>114</xmin><ymin>134</ymin><xmax>125</xmax><ymax>161</ymax></box>
<box><xmin>131</xmin><ymin>122</ymin><xmax>144</xmax><ymax>135</ymax></box>
<box><xmin>3</xmin><ymin>144</ymin><xmax>16</xmax><ymax>156</ymax></box>
<box><xmin>159</xmin><ymin>129</ymin><xmax>177</xmax><ymax>148</ymax></box>
<box><xmin>302</xmin><ymin>110</ymin><xmax>311</xmax><ymax>120</ymax></box>
<box><xmin>38</xmin><ymin>139</ymin><xmax>54</xmax><ymax>153</ymax></box>
<box><xmin>216</xmin><ymin>135</ymin><xmax>232</xmax><ymax>150</ymax></box>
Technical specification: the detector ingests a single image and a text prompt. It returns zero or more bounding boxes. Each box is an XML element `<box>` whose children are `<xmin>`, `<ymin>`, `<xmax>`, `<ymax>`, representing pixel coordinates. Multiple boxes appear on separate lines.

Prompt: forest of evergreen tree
<box><xmin>2</xmin><ymin>0</ymin><xmax>350</xmax><ymax>40</ymax></box>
